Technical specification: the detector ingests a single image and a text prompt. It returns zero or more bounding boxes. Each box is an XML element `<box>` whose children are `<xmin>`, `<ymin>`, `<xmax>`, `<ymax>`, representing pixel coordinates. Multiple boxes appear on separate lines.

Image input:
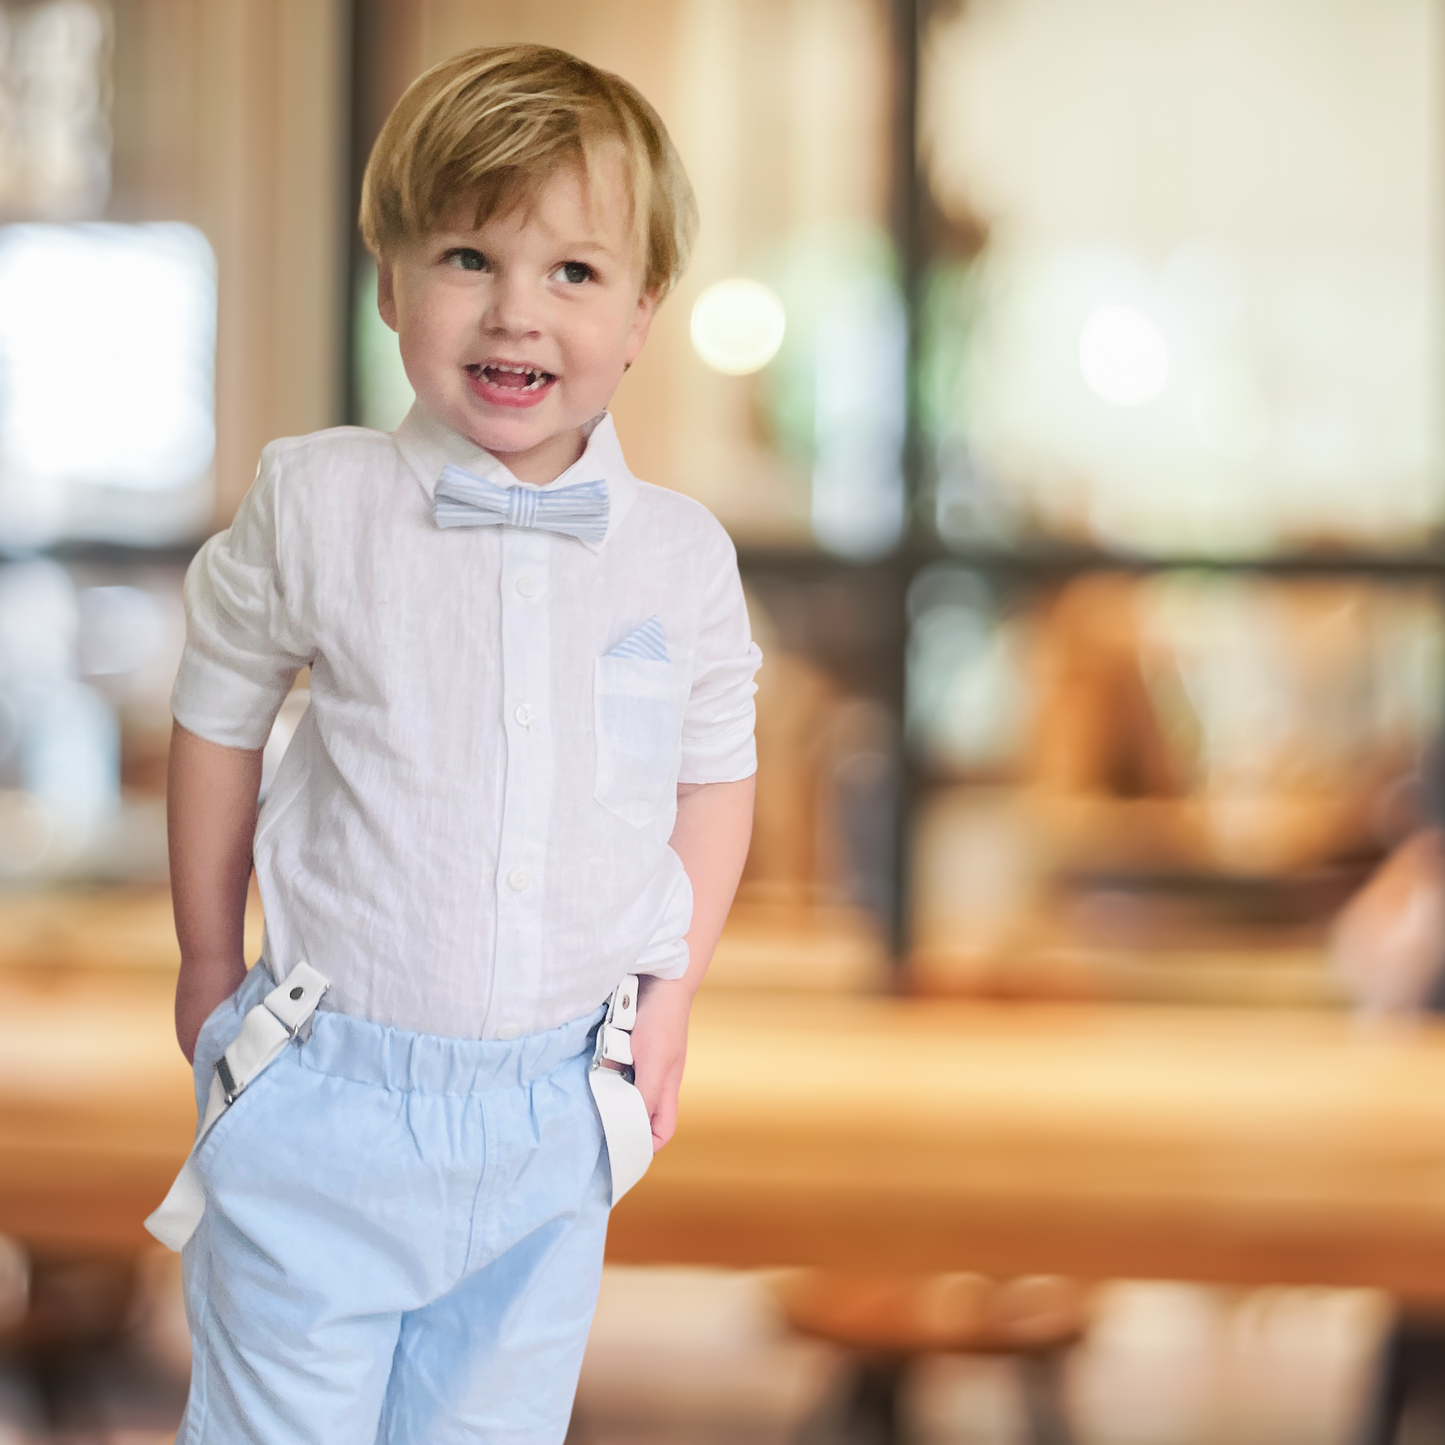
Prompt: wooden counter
<box><xmin>5</xmin><ymin>949</ymin><xmax>1445</xmax><ymax>1298</ymax></box>
<box><xmin>612</xmin><ymin>996</ymin><xmax>1445</xmax><ymax>1300</ymax></box>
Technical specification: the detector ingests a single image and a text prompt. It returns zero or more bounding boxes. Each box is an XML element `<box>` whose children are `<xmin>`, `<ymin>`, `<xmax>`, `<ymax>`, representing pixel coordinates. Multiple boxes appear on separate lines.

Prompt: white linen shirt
<box><xmin>172</xmin><ymin>404</ymin><xmax>761</xmax><ymax>1039</ymax></box>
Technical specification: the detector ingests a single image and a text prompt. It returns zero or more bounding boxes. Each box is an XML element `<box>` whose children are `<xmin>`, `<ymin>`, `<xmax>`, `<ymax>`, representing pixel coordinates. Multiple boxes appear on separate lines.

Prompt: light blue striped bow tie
<box><xmin>433</xmin><ymin>465</ymin><xmax>609</xmax><ymax>544</ymax></box>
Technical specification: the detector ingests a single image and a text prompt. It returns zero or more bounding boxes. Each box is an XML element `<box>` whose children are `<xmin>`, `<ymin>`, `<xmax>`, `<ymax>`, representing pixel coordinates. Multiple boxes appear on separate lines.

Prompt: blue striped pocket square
<box><xmin>606</xmin><ymin>616</ymin><xmax>669</xmax><ymax>663</ymax></box>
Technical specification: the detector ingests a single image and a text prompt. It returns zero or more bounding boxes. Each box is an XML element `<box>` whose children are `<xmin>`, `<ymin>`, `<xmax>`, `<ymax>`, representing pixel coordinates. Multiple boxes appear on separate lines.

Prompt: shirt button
<box><xmin>515</xmin><ymin>576</ymin><xmax>538</xmax><ymax>598</ymax></box>
<box><xmin>495</xmin><ymin>1023</ymin><xmax>521</xmax><ymax>1041</ymax></box>
<box><xmin>514</xmin><ymin>703</ymin><xmax>535</xmax><ymax>727</ymax></box>
<box><xmin>508</xmin><ymin>868</ymin><xmax>531</xmax><ymax>891</ymax></box>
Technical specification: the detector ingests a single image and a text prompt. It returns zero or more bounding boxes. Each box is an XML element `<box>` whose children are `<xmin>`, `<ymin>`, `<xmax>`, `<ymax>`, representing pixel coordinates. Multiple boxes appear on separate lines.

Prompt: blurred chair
<box><xmin>1030</xmin><ymin>573</ymin><xmax>1184</xmax><ymax>808</ymax></box>
<box><xmin>775</xmin><ymin>1270</ymin><xmax>1091</xmax><ymax>1445</ymax></box>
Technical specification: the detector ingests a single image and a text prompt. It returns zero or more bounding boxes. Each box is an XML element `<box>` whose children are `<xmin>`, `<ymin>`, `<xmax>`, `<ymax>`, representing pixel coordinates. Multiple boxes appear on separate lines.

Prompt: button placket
<box><xmin>491</xmin><ymin>530</ymin><xmax>552</xmax><ymax>1037</ymax></box>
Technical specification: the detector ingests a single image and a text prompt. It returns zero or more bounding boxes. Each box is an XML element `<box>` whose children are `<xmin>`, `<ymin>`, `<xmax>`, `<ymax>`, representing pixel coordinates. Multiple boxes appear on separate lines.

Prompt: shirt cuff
<box><xmin>677</xmin><ymin>733</ymin><xmax>758</xmax><ymax>786</ymax></box>
<box><xmin>171</xmin><ymin>647</ymin><xmax>290</xmax><ymax>750</ymax></box>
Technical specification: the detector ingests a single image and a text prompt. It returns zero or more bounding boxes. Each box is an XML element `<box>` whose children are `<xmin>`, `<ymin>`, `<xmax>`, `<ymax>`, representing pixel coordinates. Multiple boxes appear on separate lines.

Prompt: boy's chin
<box><xmin>458</xmin><ymin>414</ymin><xmax>591</xmax><ymax>476</ymax></box>
<box><xmin>421</xmin><ymin>387</ymin><xmax>597</xmax><ymax>476</ymax></box>
<box><xmin>432</xmin><ymin>396</ymin><xmax>552</xmax><ymax>451</ymax></box>
<box><xmin>466</xmin><ymin>418</ymin><xmax>573</xmax><ymax>457</ymax></box>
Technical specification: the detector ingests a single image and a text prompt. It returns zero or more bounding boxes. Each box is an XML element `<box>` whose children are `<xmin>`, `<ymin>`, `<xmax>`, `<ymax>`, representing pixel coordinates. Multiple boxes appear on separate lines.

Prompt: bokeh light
<box><xmin>0</xmin><ymin>223</ymin><xmax>216</xmax><ymax>493</ymax></box>
<box><xmin>1078</xmin><ymin>305</ymin><xmax>1169</xmax><ymax>406</ymax></box>
<box><xmin>689</xmin><ymin>278</ymin><xmax>787</xmax><ymax>375</ymax></box>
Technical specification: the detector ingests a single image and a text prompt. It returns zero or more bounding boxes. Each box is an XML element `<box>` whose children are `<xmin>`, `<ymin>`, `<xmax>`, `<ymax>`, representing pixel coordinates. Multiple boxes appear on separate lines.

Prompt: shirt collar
<box><xmin>393</xmin><ymin>403</ymin><xmax>638</xmax><ymax>553</ymax></box>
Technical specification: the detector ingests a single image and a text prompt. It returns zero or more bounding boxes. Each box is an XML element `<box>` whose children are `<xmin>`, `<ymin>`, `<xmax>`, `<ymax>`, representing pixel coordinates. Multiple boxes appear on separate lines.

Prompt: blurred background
<box><xmin>1</xmin><ymin>0</ymin><xmax>1444</xmax><ymax>1441</ymax></box>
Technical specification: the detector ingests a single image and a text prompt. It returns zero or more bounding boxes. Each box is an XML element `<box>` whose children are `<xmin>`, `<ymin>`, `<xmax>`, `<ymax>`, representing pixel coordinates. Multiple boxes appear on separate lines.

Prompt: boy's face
<box><xmin>377</xmin><ymin>154</ymin><xmax>656</xmax><ymax>485</ymax></box>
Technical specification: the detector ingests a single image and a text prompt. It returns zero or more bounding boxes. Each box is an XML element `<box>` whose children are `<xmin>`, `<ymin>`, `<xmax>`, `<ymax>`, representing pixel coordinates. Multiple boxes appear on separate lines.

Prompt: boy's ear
<box><xmin>623</xmin><ymin>288</ymin><xmax>659</xmax><ymax>367</ymax></box>
<box><xmin>376</xmin><ymin>255</ymin><xmax>400</xmax><ymax>333</ymax></box>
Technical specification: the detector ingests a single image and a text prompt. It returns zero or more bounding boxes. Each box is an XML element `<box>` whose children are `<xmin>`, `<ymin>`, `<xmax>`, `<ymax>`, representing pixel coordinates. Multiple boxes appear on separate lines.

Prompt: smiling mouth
<box><xmin>468</xmin><ymin>362</ymin><xmax>555</xmax><ymax>392</ymax></box>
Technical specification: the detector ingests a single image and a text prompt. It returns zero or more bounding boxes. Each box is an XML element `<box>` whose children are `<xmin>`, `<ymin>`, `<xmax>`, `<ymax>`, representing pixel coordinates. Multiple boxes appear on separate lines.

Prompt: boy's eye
<box><xmin>445</xmin><ymin>248</ymin><xmax>487</xmax><ymax>272</ymax></box>
<box><xmin>557</xmin><ymin>261</ymin><xmax>593</xmax><ymax>284</ymax></box>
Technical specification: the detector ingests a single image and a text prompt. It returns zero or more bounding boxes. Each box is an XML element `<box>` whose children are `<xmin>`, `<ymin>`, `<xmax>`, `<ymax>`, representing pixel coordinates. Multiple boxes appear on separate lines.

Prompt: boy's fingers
<box><xmin>650</xmin><ymin>1097</ymin><xmax>676</xmax><ymax>1150</ymax></box>
<box><xmin>645</xmin><ymin>1075</ymin><xmax>681</xmax><ymax>1150</ymax></box>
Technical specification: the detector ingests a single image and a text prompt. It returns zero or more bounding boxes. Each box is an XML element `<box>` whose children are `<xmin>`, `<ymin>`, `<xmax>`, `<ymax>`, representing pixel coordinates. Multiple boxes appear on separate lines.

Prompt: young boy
<box><xmin>148</xmin><ymin>44</ymin><xmax>759</xmax><ymax>1445</ymax></box>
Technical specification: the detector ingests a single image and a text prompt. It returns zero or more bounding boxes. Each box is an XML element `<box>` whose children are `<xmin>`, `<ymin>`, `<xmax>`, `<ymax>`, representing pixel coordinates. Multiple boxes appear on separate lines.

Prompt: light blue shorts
<box><xmin>178</xmin><ymin>964</ymin><xmax>612</xmax><ymax>1445</ymax></box>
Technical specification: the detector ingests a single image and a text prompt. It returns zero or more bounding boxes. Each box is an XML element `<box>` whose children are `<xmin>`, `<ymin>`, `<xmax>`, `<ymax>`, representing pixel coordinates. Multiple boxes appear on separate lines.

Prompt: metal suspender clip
<box><xmin>212</xmin><ymin>962</ymin><xmax>330</xmax><ymax>1107</ymax></box>
<box><xmin>215</xmin><ymin>1055</ymin><xmax>242</xmax><ymax>1106</ymax></box>
<box><xmin>593</xmin><ymin>974</ymin><xmax>640</xmax><ymax>1084</ymax></box>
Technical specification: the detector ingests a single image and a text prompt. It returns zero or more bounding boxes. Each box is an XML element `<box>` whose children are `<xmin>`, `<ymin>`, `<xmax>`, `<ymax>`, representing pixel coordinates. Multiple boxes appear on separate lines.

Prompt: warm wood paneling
<box><xmin>111</xmin><ymin>0</ymin><xmax>347</xmax><ymax>528</ymax></box>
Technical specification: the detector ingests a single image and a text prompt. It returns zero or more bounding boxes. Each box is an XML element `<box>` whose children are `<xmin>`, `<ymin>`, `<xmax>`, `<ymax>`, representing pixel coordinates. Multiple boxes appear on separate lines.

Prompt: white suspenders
<box><xmin>145</xmin><ymin>967</ymin><xmax>651</xmax><ymax>1251</ymax></box>
<box><xmin>145</xmin><ymin>962</ymin><xmax>331</xmax><ymax>1251</ymax></box>
<box><xmin>588</xmin><ymin>974</ymin><xmax>654</xmax><ymax>1204</ymax></box>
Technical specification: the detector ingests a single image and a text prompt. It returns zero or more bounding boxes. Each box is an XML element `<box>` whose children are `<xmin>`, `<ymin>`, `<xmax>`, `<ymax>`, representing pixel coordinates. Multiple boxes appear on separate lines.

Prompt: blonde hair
<box><xmin>360</xmin><ymin>44</ymin><xmax>696</xmax><ymax>298</ymax></box>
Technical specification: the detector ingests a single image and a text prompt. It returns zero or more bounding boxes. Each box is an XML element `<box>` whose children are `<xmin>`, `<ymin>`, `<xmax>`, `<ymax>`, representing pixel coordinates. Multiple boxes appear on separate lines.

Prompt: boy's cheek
<box><xmin>398</xmin><ymin>315</ymin><xmax>470</xmax><ymax>380</ymax></box>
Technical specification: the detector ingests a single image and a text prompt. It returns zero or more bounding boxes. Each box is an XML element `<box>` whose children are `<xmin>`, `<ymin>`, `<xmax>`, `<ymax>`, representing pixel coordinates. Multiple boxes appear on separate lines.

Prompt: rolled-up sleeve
<box><xmin>678</xmin><ymin>532</ymin><xmax>761</xmax><ymax>784</ymax></box>
<box><xmin>171</xmin><ymin>446</ymin><xmax>312</xmax><ymax>750</ymax></box>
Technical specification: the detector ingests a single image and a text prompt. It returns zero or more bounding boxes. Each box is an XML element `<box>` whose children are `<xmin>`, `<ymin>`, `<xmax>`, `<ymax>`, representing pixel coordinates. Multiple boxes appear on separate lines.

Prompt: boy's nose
<box><xmin>482</xmin><ymin>275</ymin><xmax>541</xmax><ymax>337</ymax></box>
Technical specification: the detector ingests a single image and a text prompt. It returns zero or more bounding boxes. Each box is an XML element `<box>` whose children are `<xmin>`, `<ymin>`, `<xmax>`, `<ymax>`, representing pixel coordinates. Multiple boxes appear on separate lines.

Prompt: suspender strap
<box><xmin>148</xmin><ymin>964</ymin><xmax>646</xmax><ymax>1245</ymax></box>
<box><xmin>587</xmin><ymin>974</ymin><xmax>653</xmax><ymax>1205</ymax></box>
<box><xmin>145</xmin><ymin>962</ymin><xmax>330</xmax><ymax>1252</ymax></box>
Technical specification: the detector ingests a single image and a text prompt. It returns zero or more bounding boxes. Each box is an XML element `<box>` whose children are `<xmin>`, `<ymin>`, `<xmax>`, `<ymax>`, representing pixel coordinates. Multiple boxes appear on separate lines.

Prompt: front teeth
<box><xmin>485</xmin><ymin>363</ymin><xmax>550</xmax><ymax>389</ymax></box>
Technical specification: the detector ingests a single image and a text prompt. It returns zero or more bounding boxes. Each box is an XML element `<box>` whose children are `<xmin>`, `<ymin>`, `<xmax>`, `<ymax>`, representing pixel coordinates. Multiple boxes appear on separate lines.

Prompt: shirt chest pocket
<box><xmin>593</xmin><ymin>654</ymin><xmax>686</xmax><ymax>827</ymax></box>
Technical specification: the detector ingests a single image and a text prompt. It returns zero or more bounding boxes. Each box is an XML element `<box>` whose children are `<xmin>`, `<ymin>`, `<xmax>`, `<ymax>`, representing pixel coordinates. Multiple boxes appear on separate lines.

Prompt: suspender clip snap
<box><xmin>215</xmin><ymin>1055</ymin><xmax>242</xmax><ymax>1106</ymax></box>
<box><xmin>593</xmin><ymin>975</ymin><xmax>640</xmax><ymax>1084</ymax></box>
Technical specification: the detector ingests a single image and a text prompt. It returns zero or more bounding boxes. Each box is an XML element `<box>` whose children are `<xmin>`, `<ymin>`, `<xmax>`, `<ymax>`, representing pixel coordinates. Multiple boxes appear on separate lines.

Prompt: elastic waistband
<box><xmin>239</xmin><ymin>962</ymin><xmax>604</xmax><ymax>1093</ymax></box>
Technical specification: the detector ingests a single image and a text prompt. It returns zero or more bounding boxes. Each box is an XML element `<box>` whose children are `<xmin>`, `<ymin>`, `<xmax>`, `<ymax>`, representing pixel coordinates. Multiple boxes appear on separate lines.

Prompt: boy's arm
<box><xmin>630</xmin><ymin>774</ymin><xmax>755</xmax><ymax>1150</ymax></box>
<box><xmin>169</xmin><ymin>721</ymin><xmax>264</xmax><ymax>1063</ymax></box>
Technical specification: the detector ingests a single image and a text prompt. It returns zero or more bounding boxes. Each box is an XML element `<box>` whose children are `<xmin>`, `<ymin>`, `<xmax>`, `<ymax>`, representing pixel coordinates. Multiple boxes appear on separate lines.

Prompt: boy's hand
<box><xmin>628</xmin><ymin>977</ymin><xmax>693</xmax><ymax>1151</ymax></box>
<box><xmin>176</xmin><ymin>954</ymin><xmax>248</xmax><ymax>1064</ymax></box>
